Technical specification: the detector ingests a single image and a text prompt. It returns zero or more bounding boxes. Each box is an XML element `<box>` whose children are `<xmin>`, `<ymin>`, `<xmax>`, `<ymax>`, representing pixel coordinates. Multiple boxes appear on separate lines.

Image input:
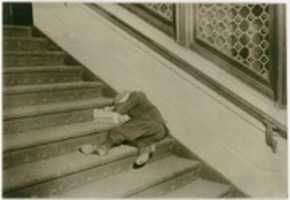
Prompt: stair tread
<box><xmin>4</xmin><ymin>97</ymin><xmax>113</xmax><ymax>120</ymax></box>
<box><xmin>162</xmin><ymin>178</ymin><xmax>231</xmax><ymax>198</ymax></box>
<box><xmin>59</xmin><ymin>155</ymin><xmax>200</xmax><ymax>198</ymax></box>
<box><xmin>4</xmin><ymin>138</ymin><xmax>174</xmax><ymax>193</ymax></box>
<box><xmin>4</xmin><ymin>120</ymin><xmax>118</xmax><ymax>152</ymax></box>
<box><xmin>3</xmin><ymin>26</ymin><xmax>32</xmax><ymax>37</ymax></box>
<box><xmin>4</xmin><ymin>25</ymin><xmax>32</xmax><ymax>29</ymax></box>
<box><xmin>4</xmin><ymin>66</ymin><xmax>82</xmax><ymax>73</ymax></box>
<box><xmin>5</xmin><ymin>50</ymin><xmax>66</xmax><ymax>55</ymax></box>
<box><xmin>4</xmin><ymin>81</ymin><xmax>103</xmax><ymax>94</ymax></box>
<box><xmin>4</xmin><ymin>146</ymin><xmax>134</xmax><ymax>192</ymax></box>
<box><xmin>4</xmin><ymin>36</ymin><xmax>47</xmax><ymax>42</ymax></box>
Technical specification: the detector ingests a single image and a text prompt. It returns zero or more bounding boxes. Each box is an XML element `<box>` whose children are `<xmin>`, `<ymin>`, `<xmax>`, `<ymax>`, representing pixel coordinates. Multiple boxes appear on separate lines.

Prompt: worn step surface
<box><xmin>1</xmin><ymin>25</ymin><xmax>224</xmax><ymax>199</ymax></box>
<box><xmin>59</xmin><ymin>155</ymin><xmax>200</xmax><ymax>198</ymax></box>
<box><xmin>4</xmin><ymin>138</ymin><xmax>174</xmax><ymax>197</ymax></box>
<box><xmin>4</xmin><ymin>98</ymin><xmax>113</xmax><ymax>134</ymax></box>
<box><xmin>4</xmin><ymin>51</ymin><xmax>67</xmax><ymax>66</ymax></box>
<box><xmin>3</xmin><ymin>121</ymin><xmax>119</xmax><ymax>168</ymax></box>
<box><xmin>4</xmin><ymin>37</ymin><xmax>58</xmax><ymax>51</ymax></box>
<box><xmin>162</xmin><ymin>178</ymin><xmax>231</xmax><ymax>198</ymax></box>
<box><xmin>4</xmin><ymin>121</ymin><xmax>117</xmax><ymax>152</ymax></box>
<box><xmin>4</xmin><ymin>66</ymin><xmax>83</xmax><ymax>86</ymax></box>
<box><xmin>4</xmin><ymin>25</ymin><xmax>32</xmax><ymax>37</ymax></box>
<box><xmin>4</xmin><ymin>81</ymin><xmax>105</xmax><ymax>108</ymax></box>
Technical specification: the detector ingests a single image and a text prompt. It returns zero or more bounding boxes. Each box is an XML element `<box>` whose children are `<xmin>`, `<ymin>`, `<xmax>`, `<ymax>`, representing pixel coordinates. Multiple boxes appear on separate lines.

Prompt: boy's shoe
<box><xmin>133</xmin><ymin>144</ymin><xmax>156</xmax><ymax>169</ymax></box>
<box><xmin>78</xmin><ymin>144</ymin><xmax>97</xmax><ymax>154</ymax></box>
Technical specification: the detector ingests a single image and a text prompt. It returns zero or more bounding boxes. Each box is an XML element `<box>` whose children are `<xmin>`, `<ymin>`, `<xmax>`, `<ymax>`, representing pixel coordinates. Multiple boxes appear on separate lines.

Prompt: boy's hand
<box><xmin>112</xmin><ymin>113</ymin><xmax>130</xmax><ymax>124</ymax></box>
<box><xmin>104</xmin><ymin>106</ymin><xmax>114</xmax><ymax>112</ymax></box>
<box><xmin>121</xmin><ymin>114</ymin><xmax>130</xmax><ymax>123</ymax></box>
<box><xmin>118</xmin><ymin>114</ymin><xmax>130</xmax><ymax>124</ymax></box>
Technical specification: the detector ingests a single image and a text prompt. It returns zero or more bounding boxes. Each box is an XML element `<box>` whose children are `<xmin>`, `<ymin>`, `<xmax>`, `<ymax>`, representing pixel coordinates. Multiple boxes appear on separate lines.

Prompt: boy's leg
<box><xmin>96</xmin><ymin>128</ymin><xmax>126</xmax><ymax>156</ymax></box>
<box><xmin>79</xmin><ymin>127</ymin><xmax>126</xmax><ymax>156</ymax></box>
<box><xmin>132</xmin><ymin>123</ymin><xmax>167</xmax><ymax>168</ymax></box>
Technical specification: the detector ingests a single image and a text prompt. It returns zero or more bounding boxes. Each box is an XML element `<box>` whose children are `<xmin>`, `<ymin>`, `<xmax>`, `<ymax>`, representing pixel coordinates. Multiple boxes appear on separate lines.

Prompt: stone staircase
<box><xmin>3</xmin><ymin>25</ymin><xmax>234</xmax><ymax>198</ymax></box>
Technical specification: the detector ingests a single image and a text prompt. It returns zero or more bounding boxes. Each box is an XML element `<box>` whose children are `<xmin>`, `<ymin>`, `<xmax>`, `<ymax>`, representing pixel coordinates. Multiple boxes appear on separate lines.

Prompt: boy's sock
<box><xmin>96</xmin><ymin>139</ymin><xmax>113</xmax><ymax>156</ymax></box>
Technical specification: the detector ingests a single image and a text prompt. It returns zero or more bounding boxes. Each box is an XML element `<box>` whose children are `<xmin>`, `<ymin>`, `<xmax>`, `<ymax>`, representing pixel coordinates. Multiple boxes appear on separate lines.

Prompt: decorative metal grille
<box><xmin>195</xmin><ymin>4</ymin><xmax>271</xmax><ymax>82</ymax></box>
<box><xmin>143</xmin><ymin>4</ymin><xmax>174</xmax><ymax>23</ymax></box>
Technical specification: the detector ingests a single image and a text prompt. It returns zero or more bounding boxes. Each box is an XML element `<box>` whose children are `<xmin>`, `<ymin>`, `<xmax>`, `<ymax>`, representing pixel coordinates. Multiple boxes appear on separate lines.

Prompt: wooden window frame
<box><xmin>176</xmin><ymin>4</ymin><xmax>287</xmax><ymax>106</ymax></box>
<box><xmin>121</xmin><ymin>3</ymin><xmax>176</xmax><ymax>38</ymax></box>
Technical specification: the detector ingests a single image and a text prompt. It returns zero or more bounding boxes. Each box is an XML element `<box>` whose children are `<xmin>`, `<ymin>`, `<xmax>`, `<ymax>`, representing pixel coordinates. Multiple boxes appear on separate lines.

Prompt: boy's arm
<box><xmin>114</xmin><ymin>92</ymin><xmax>139</xmax><ymax>114</ymax></box>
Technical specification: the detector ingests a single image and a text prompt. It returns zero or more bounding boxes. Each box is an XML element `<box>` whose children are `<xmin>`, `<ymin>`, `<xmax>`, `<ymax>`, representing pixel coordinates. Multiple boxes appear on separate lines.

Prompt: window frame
<box><xmin>176</xmin><ymin>4</ymin><xmax>286</xmax><ymax>106</ymax></box>
<box><xmin>121</xmin><ymin>3</ymin><xmax>176</xmax><ymax>38</ymax></box>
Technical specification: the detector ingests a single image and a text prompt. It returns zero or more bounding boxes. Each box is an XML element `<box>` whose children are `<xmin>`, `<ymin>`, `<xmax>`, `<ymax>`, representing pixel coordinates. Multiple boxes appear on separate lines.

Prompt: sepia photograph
<box><xmin>2</xmin><ymin>2</ymin><xmax>288</xmax><ymax>198</ymax></box>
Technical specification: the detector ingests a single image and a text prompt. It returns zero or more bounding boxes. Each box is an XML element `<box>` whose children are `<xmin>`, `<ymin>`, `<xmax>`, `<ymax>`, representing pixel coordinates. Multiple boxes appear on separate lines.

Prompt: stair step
<box><xmin>4</xmin><ymin>37</ymin><xmax>59</xmax><ymax>51</ymax></box>
<box><xmin>4</xmin><ymin>51</ymin><xmax>67</xmax><ymax>67</ymax></box>
<box><xmin>3</xmin><ymin>120</ymin><xmax>119</xmax><ymax>168</ymax></box>
<box><xmin>4</xmin><ymin>98</ymin><xmax>113</xmax><ymax>134</ymax></box>
<box><xmin>4</xmin><ymin>66</ymin><xmax>83</xmax><ymax>86</ymax></box>
<box><xmin>162</xmin><ymin>178</ymin><xmax>231</xmax><ymax>198</ymax></box>
<box><xmin>130</xmin><ymin>167</ymin><xmax>200</xmax><ymax>198</ymax></box>
<box><xmin>59</xmin><ymin>155</ymin><xmax>200</xmax><ymax>198</ymax></box>
<box><xmin>4</xmin><ymin>25</ymin><xmax>32</xmax><ymax>37</ymax></box>
<box><xmin>4</xmin><ymin>120</ymin><xmax>117</xmax><ymax>151</ymax></box>
<box><xmin>4</xmin><ymin>138</ymin><xmax>175</xmax><ymax>197</ymax></box>
<box><xmin>4</xmin><ymin>97</ymin><xmax>113</xmax><ymax>120</ymax></box>
<box><xmin>4</xmin><ymin>82</ymin><xmax>105</xmax><ymax>108</ymax></box>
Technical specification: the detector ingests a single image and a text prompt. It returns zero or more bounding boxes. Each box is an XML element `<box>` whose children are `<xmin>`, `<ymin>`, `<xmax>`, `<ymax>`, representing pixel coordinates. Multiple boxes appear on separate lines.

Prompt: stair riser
<box><xmin>4</xmin><ymin>87</ymin><xmax>104</xmax><ymax>108</ymax></box>
<box><xmin>4</xmin><ymin>54</ymin><xmax>66</xmax><ymax>67</ymax></box>
<box><xmin>4</xmin><ymin>28</ymin><xmax>32</xmax><ymax>37</ymax></box>
<box><xmin>4</xmin><ymin>109</ymin><xmax>94</xmax><ymax>134</ymax></box>
<box><xmin>4</xmin><ymin>132</ymin><xmax>107</xmax><ymax>169</ymax></box>
<box><xmin>5</xmin><ymin>142</ymin><xmax>174</xmax><ymax>197</ymax></box>
<box><xmin>4</xmin><ymin>39</ymin><xmax>58</xmax><ymax>51</ymax></box>
<box><xmin>4</xmin><ymin>71</ymin><xmax>83</xmax><ymax>86</ymax></box>
<box><xmin>130</xmin><ymin>168</ymin><xmax>201</xmax><ymax>198</ymax></box>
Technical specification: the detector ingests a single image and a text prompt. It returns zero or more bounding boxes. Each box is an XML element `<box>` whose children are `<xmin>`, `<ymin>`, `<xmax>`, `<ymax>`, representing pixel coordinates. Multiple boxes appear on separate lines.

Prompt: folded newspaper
<box><xmin>93</xmin><ymin>108</ymin><xmax>125</xmax><ymax>125</ymax></box>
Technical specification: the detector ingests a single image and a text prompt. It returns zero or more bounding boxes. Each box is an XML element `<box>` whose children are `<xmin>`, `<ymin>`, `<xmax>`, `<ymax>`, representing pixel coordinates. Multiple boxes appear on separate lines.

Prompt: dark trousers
<box><xmin>106</xmin><ymin>120</ymin><xmax>167</xmax><ymax>152</ymax></box>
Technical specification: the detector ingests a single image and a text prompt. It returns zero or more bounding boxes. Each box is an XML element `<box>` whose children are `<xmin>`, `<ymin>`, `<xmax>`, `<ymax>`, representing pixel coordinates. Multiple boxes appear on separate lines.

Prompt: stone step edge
<box><xmin>4</xmin><ymin>66</ymin><xmax>83</xmax><ymax>73</ymax></box>
<box><xmin>3</xmin><ymin>25</ymin><xmax>32</xmax><ymax>34</ymax></box>
<box><xmin>127</xmin><ymin>166</ymin><xmax>200</xmax><ymax>198</ymax></box>
<box><xmin>4</xmin><ymin>120</ymin><xmax>118</xmax><ymax>152</ymax></box>
<box><xmin>4</xmin><ymin>81</ymin><xmax>103</xmax><ymax>94</ymax></box>
<box><xmin>4</xmin><ymin>36</ymin><xmax>48</xmax><ymax>42</ymax></box>
<box><xmin>3</xmin><ymin>138</ymin><xmax>174</xmax><ymax>193</ymax></box>
<box><xmin>4</xmin><ymin>51</ymin><xmax>66</xmax><ymax>56</ymax></box>
<box><xmin>60</xmin><ymin>155</ymin><xmax>200</xmax><ymax>198</ymax></box>
<box><xmin>4</xmin><ymin>97</ymin><xmax>113</xmax><ymax>120</ymax></box>
<box><xmin>4</xmin><ymin>25</ymin><xmax>32</xmax><ymax>30</ymax></box>
<box><xmin>162</xmin><ymin>178</ymin><xmax>232</xmax><ymax>198</ymax></box>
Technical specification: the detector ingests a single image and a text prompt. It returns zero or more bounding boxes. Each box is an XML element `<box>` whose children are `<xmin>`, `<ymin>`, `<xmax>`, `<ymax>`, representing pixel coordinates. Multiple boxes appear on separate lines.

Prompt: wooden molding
<box><xmin>121</xmin><ymin>4</ymin><xmax>175</xmax><ymax>38</ymax></box>
<box><xmin>273</xmin><ymin>4</ymin><xmax>287</xmax><ymax>107</ymax></box>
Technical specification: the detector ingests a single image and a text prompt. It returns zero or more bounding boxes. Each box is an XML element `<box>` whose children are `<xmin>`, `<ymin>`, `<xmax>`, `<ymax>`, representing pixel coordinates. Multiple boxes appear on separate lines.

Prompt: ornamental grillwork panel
<box><xmin>143</xmin><ymin>3</ymin><xmax>174</xmax><ymax>22</ymax></box>
<box><xmin>195</xmin><ymin>4</ymin><xmax>271</xmax><ymax>82</ymax></box>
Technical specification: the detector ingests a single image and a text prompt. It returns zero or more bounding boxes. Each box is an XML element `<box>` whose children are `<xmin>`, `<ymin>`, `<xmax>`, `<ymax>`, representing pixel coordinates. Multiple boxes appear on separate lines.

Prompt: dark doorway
<box><xmin>3</xmin><ymin>2</ymin><xmax>33</xmax><ymax>25</ymax></box>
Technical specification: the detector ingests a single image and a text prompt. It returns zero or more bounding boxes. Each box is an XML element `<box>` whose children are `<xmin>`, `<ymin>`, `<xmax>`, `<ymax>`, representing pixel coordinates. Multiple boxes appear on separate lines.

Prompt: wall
<box><xmin>33</xmin><ymin>3</ymin><xmax>287</xmax><ymax>197</ymax></box>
